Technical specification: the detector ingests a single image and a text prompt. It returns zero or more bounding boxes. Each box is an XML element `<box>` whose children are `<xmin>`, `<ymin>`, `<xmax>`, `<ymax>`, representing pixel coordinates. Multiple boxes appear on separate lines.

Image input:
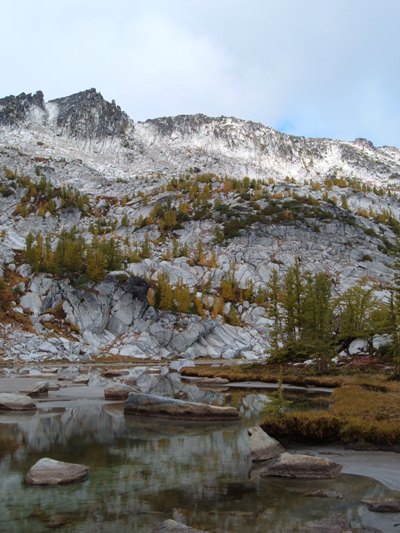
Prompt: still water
<box><xmin>0</xmin><ymin>389</ymin><xmax>398</xmax><ymax>532</ymax></box>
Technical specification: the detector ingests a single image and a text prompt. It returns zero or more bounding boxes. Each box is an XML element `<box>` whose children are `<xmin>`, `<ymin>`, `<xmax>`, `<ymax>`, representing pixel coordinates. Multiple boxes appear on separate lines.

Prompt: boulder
<box><xmin>348</xmin><ymin>338</ymin><xmax>368</xmax><ymax>355</ymax></box>
<box><xmin>20</xmin><ymin>292</ymin><xmax>42</xmax><ymax>315</ymax></box>
<box><xmin>104</xmin><ymin>383</ymin><xmax>136</xmax><ymax>400</ymax></box>
<box><xmin>150</xmin><ymin>519</ymin><xmax>208</xmax><ymax>532</ymax></box>
<box><xmin>247</xmin><ymin>427</ymin><xmax>284</xmax><ymax>462</ymax></box>
<box><xmin>21</xmin><ymin>380</ymin><xmax>49</xmax><ymax>396</ymax></box>
<box><xmin>124</xmin><ymin>393</ymin><xmax>239</xmax><ymax>420</ymax></box>
<box><xmin>0</xmin><ymin>393</ymin><xmax>37</xmax><ymax>411</ymax></box>
<box><xmin>42</xmin><ymin>366</ymin><xmax>59</xmax><ymax>374</ymax></box>
<box><xmin>25</xmin><ymin>458</ymin><xmax>89</xmax><ymax>485</ymax></box>
<box><xmin>260</xmin><ymin>453</ymin><xmax>342</xmax><ymax>479</ymax></box>
<box><xmin>73</xmin><ymin>375</ymin><xmax>90</xmax><ymax>384</ymax></box>
<box><xmin>363</xmin><ymin>499</ymin><xmax>400</xmax><ymax>512</ymax></box>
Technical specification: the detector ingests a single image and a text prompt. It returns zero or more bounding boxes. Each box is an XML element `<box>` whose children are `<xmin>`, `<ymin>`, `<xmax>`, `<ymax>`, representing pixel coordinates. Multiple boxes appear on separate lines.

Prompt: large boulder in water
<box><xmin>248</xmin><ymin>426</ymin><xmax>284</xmax><ymax>461</ymax></box>
<box><xmin>21</xmin><ymin>380</ymin><xmax>49</xmax><ymax>397</ymax></box>
<box><xmin>26</xmin><ymin>458</ymin><xmax>89</xmax><ymax>485</ymax></box>
<box><xmin>260</xmin><ymin>453</ymin><xmax>342</xmax><ymax>479</ymax></box>
<box><xmin>124</xmin><ymin>392</ymin><xmax>239</xmax><ymax>420</ymax></box>
<box><xmin>104</xmin><ymin>382</ymin><xmax>137</xmax><ymax>400</ymax></box>
<box><xmin>0</xmin><ymin>393</ymin><xmax>36</xmax><ymax>411</ymax></box>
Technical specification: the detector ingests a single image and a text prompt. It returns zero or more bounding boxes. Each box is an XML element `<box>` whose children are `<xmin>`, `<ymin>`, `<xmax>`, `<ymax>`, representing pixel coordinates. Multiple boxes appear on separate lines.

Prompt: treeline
<box><xmin>24</xmin><ymin>230</ymin><xmax>123</xmax><ymax>282</ymax></box>
<box><xmin>265</xmin><ymin>258</ymin><xmax>395</xmax><ymax>370</ymax></box>
<box><xmin>3</xmin><ymin>166</ymin><xmax>90</xmax><ymax>217</ymax></box>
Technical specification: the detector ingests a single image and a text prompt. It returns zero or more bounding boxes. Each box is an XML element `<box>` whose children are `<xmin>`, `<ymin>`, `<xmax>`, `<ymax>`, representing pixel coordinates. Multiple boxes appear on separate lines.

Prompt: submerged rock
<box><xmin>260</xmin><ymin>453</ymin><xmax>342</xmax><ymax>479</ymax></box>
<box><xmin>363</xmin><ymin>499</ymin><xmax>400</xmax><ymax>512</ymax></box>
<box><xmin>247</xmin><ymin>426</ymin><xmax>284</xmax><ymax>462</ymax></box>
<box><xmin>303</xmin><ymin>514</ymin><xmax>352</xmax><ymax>533</ymax></box>
<box><xmin>0</xmin><ymin>393</ymin><xmax>37</xmax><ymax>411</ymax></box>
<box><xmin>124</xmin><ymin>392</ymin><xmax>239</xmax><ymax>420</ymax></box>
<box><xmin>25</xmin><ymin>458</ymin><xmax>89</xmax><ymax>485</ymax></box>
<box><xmin>150</xmin><ymin>519</ymin><xmax>208</xmax><ymax>532</ymax></box>
<box><xmin>302</xmin><ymin>489</ymin><xmax>343</xmax><ymax>499</ymax></box>
<box><xmin>104</xmin><ymin>382</ymin><xmax>136</xmax><ymax>400</ymax></box>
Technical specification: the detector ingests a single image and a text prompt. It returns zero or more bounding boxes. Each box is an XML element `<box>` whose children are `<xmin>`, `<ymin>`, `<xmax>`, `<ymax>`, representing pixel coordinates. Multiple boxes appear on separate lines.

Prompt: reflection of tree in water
<box><xmin>0</xmin><ymin>396</ymin><xmax>396</xmax><ymax>532</ymax></box>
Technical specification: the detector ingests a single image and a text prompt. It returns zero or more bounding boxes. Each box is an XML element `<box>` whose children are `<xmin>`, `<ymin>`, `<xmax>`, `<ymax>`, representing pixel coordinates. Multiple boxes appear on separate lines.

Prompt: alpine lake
<box><xmin>0</xmin><ymin>365</ymin><xmax>399</xmax><ymax>533</ymax></box>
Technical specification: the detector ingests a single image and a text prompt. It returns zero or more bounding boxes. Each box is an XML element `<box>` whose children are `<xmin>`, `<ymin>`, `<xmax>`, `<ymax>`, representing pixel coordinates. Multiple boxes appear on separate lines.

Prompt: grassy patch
<box><xmin>262</xmin><ymin>382</ymin><xmax>400</xmax><ymax>449</ymax></box>
<box><xmin>180</xmin><ymin>363</ymin><xmax>392</xmax><ymax>388</ymax></box>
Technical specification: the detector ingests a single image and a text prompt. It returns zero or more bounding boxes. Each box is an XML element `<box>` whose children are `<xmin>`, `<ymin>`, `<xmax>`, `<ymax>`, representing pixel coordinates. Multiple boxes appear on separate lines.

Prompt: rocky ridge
<box><xmin>1</xmin><ymin>89</ymin><xmax>400</xmax><ymax>184</ymax></box>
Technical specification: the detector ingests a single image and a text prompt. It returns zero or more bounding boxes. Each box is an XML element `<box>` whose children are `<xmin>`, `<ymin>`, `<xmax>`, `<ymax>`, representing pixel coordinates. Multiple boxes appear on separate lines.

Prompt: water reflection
<box><xmin>0</xmin><ymin>396</ymin><xmax>398</xmax><ymax>532</ymax></box>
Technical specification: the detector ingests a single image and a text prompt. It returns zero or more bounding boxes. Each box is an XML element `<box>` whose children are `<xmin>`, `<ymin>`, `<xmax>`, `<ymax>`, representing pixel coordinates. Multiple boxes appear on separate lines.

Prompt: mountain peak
<box><xmin>0</xmin><ymin>88</ymin><xmax>131</xmax><ymax>139</ymax></box>
<box><xmin>48</xmin><ymin>88</ymin><xmax>131</xmax><ymax>139</ymax></box>
<box><xmin>0</xmin><ymin>90</ymin><xmax>45</xmax><ymax>126</ymax></box>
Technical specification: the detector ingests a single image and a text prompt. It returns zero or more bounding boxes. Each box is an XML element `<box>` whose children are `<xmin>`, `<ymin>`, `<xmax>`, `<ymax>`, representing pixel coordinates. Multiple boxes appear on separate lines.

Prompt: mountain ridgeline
<box><xmin>1</xmin><ymin>88</ymin><xmax>399</xmax><ymax>181</ymax></box>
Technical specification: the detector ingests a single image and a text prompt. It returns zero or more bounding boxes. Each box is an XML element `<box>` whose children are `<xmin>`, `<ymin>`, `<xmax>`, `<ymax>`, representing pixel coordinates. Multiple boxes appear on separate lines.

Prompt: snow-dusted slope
<box><xmin>1</xmin><ymin>89</ymin><xmax>400</xmax><ymax>184</ymax></box>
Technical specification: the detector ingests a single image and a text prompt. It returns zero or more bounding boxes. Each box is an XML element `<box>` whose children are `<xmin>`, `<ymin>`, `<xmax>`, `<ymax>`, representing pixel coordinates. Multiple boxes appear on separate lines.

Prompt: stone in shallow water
<box><xmin>26</xmin><ymin>458</ymin><xmax>89</xmax><ymax>485</ymax></box>
<box><xmin>247</xmin><ymin>426</ymin><xmax>284</xmax><ymax>462</ymax></box>
<box><xmin>150</xmin><ymin>519</ymin><xmax>208</xmax><ymax>533</ymax></box>
<box><xmin>260</xmin><ymin>452</ymin><xmax>342</xmax><ymax>479</ymax></box>
<box><xmin>363</xmin><ymin>499</ymin><xmax>400</xmax><ymax>512</ymax></box>
<box><xmin>104</xmin><ymin>382</ymin><xmax>136</xmax><ymax>400</ymax></box>
<box><xmin>124</xmin><ymin>392</ymin><xmax>239</xmax><ymax>420</ymax></box>
<box><xmin>73</xmin><ymin>375</ymin><xmax>89</xmax><ymax>384</ymax></box>
<box><xmin>0</xmin><ymin>393</ymin><xmax>37</xmax><ymax>411</ymax></box>
<box><xmin>21</xmin><ymin>380</ymin><xmax>49</xmax><ymax>396</ymax></box>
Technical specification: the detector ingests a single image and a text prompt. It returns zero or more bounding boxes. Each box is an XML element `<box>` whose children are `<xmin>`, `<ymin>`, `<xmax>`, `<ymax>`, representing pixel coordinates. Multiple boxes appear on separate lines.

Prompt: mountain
<box><xmin>0</xmin><ymin>89</ymin><xmax>399</xmax><ymax>364</ymax></box>
<box><xmin>1</xmin><ymin>89</ymin><xmax>400</xmax><ymax>184</ymax></box>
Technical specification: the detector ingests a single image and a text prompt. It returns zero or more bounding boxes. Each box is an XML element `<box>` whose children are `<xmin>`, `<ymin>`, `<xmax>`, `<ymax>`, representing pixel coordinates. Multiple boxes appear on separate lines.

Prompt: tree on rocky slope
<box><xmin>337</xmin><ymin>281</ymin><xmax>380</xmax><ymax>352</ymax></box>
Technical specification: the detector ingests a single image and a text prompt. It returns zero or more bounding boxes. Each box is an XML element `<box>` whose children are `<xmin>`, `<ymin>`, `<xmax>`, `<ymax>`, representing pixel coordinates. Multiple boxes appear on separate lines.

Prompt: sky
<box><xmin>2</xmin><ymin>0</ymin><xmax>400</xmax><ymax>147</ymax></box>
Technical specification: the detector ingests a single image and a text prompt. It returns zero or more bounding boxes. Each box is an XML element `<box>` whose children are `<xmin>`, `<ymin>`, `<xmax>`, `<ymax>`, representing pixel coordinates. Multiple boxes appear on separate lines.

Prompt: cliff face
<box><xmin>0</xmin><ymin>88</ymin><xmax>130</xmax><ymax>138</ymax></box>
<box><xmin>0</xmin><ymin>91</ymin><xmax>46</xmax><ymax>126</ymax></box>
<box><xmin>48</xmin><ymin>88</ymin><xmax>130</xmax><ymax>138</ymax></box>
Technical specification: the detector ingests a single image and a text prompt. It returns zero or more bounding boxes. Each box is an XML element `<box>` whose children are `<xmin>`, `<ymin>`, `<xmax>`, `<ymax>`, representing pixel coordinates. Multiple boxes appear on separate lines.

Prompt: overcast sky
<box><xmin>2</xmin><ymin>0</ymin><xmax>400</xmax><ymax>146</ymax></box>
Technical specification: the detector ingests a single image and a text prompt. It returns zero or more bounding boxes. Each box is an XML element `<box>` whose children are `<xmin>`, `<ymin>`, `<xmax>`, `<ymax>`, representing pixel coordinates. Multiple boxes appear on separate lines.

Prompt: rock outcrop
<box><xmin>49</xmin><ymin>88</ymin><xmax>130</xmax><ymax>138</ymax></box>
<box><xmin>124</xmin><ymin>392</ymin><xmax>239</xmax><ymax>420</ymax></box>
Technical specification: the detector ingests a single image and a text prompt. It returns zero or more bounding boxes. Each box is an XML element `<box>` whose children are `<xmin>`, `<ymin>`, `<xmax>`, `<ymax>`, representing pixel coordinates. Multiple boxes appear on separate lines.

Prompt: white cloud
<box><xmin>1</xmin><ymin>0</ymin><xmax>400</xmax><ymax>146</ymax></box>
